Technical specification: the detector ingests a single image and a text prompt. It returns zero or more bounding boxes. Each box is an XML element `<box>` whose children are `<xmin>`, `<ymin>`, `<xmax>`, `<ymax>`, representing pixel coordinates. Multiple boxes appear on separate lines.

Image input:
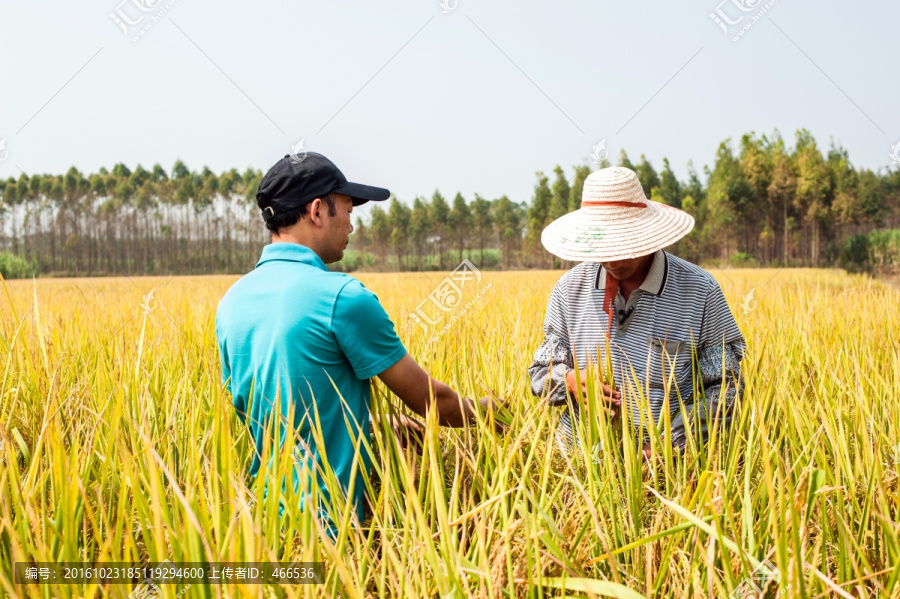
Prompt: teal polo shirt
<box><xmin>215</xmin><ymin>242</ymin><xmax>407</xmax><ymax>527</ymax></box>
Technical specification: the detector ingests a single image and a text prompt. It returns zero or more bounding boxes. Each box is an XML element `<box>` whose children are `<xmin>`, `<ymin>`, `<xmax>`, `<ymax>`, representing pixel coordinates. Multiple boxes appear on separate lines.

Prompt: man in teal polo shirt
<box><xmin>216</xmin><ymin>152</ymin><xmax>499</xmax><ymax>534</ymax></box>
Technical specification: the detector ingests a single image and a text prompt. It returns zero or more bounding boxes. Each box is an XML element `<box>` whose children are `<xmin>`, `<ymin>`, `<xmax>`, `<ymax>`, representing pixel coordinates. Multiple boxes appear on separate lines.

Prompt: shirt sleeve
<box><xmin>528</xmin><ymin>276</ymin><xmax>574</xmax><ymax>406</ymax></box>
<box><xmin>332</xmin><ymin>279</ymin><xmax>408</xmax><ymax>380</ymax></box>
<box><xmin>670</xmin><ymin>281</ymin><xmax>745</xmax><ymax>449</ymax></box>
<box><xmin>698</xmin><ymin>281</ymin><xmax>744</xmax><ymax>348</ymax></box>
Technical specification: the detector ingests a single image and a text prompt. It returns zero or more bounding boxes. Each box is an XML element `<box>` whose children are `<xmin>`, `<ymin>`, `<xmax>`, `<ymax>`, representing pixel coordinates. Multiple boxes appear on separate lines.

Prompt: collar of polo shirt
<box><xmin>255</xmin><ymin>242</ymin><xmax>329</xmax><ymax>272</ymax></box>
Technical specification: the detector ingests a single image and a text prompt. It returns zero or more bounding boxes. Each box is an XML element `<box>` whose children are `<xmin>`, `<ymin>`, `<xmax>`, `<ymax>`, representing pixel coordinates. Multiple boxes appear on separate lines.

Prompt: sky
<box><xmin>1</xmin><ymin>0</ymin><xmax>897</xmax><ymax>209</ymax></box>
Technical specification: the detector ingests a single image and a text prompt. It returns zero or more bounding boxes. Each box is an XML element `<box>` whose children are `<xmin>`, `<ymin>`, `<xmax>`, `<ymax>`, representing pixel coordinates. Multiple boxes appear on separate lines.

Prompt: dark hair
<box><xmin>257</xmin><ymin>192</ymin><xmax>338</xmax><ymax>234</ymax></box>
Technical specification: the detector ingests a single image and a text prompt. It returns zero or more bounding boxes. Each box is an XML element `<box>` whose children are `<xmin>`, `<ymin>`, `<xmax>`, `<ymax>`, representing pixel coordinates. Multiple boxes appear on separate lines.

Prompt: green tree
<box><xmin>471</xmin><ymin>194</ymin><xmax>493</xmax><ymax>268</ymax></box>
<box><xmin>705</xmin><ymin>140</ymin><xmax>752</xmax><ymax>259</ymax></box>
<box><xmin>389</xmin><ymin>198</ymin><xmax>411</xmax><ymax>270</ymax></box>
<box><xmin>493</xmin><ymin>195</ymin><xmax>521</xmax><ymax>268</ymax></box>
<box><xmin>1</xmin><ymin>179</ymin><xmax>19</xmax><ymax>255</ymax></box>
<box><xmin>827</xmin><ymin>142</ymin><xmax>857</xmax><ymax>225</ymax></box>
<box><xmin>684</xmin><ymin>160</ymin><xmax>705</xmax><ymax>205</ymax></box>
<box><xmin>658</xmin><ymin>158</ymin><xmax>682</xmax><ymax>208</ymax></box>
<box><xmin>172</xmin><ymin>159</ymin><xmax>190</xmax><ymax>180</ymax></box>
<box><xmin>448</xmin><ymin>192</ymin><xmax>471</xmax><ymax>263</ymax></box>
<box><xmin>767</xmin><ymin>144</ymin><xmax>797</xmax><ymax>265</ymax></box>
<box><xmin>792</xmin><ymin>130</ymin><xmax>830</xmax><ymax>265</ymax></box>
<box><xmin>739</xmin><ymin>133</ymin><xmax>772</xmax><ymax>260</ymax></box>
<box><xmin>618</xmin><ymin>150</ymin><xmax>636</xmax><ymax>171</ymax></box>
<box><xmin>352</xmin><ymin>217</ymin><xmax>370</xmax><ymax>254</ymax></box>
<box><xmin>61</xmin><ymin>167</ymin><xmax>88</xmax><ymax>272</ymax></box>
<box><xmin>856</xmin><ymin>169</ymin><xmax>885</xmax><ymax>225</ymax></box>
<box><xmin>151</xmin><ymin>163</ymin><xmax>169</xmax><ymax>183</ymax></box>
<box><xmin>548</xmin><ymin>165</ymin><xmax>571</xmax><ymax>221</ymax></box>
<box><xmin>370</xmin><ymin>205</ymin><xmax>392</xmax><ymax>267</ymax></box>
<box><xmin>409</xmin><ymin>196</ymin><xmax>432</xmax><ymax>270</ymax></box>
<box><xmin>526</xmin><ymin>172</ymin><xmax>551</xmax><ymax>267</ymax></box>
<box><xmin>568</xmin><ymin>164</ymin><xmax>591</xmax><ymax>211</ymax></box>
<box><xmin>430</xmin><ymin>190</ymin><xmax>450</xmax><ymax>269</ymax></box>
<box><xmin>635</xmin><ymin>155</ymin><xmax>661</xmax><ymax>198</ymax></box>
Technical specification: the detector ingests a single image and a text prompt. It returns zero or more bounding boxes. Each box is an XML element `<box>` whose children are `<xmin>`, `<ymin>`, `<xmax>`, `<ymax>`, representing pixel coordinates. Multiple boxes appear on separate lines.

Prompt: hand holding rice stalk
<box><xmin>566</xmin><ymin>347</ymin><xmax>622</xmax><ymax>418</ymax></box>
<box><xmin>390</xmin><ymin>393</ymin><xmax>510</xmax><ymax>446</ymax></box>
<box><xmin>475</xmin><ymin>394</ymin><xmax>512</xmax><ymax>433</ymax></box>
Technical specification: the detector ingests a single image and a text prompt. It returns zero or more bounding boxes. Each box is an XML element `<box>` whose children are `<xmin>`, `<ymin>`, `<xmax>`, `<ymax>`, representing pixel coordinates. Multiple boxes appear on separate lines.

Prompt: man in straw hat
<box><xmin>528</xmin><ymin>166</ymin><xmax>744</xmax><ymax>459</ymax></box>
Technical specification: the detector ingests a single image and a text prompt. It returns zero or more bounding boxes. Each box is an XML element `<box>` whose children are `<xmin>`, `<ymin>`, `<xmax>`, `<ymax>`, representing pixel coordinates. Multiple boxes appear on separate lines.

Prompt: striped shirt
<box><xmin>528</xmin><ymin>250</ymin><xmax>745</xmax><ymax>449</ymax></box>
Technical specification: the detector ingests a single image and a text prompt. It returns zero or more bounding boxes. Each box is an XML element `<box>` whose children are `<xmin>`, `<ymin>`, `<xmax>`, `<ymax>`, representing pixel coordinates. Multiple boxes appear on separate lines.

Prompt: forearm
<box><xmin>377</xmin><ymin>354</ymin><xmax>484</xmax><ymax>428</ymax></box>
<box><xmin>403</xmin><ymin>377</ymin><xmax>474</xmax><ymax>427</ymax></box>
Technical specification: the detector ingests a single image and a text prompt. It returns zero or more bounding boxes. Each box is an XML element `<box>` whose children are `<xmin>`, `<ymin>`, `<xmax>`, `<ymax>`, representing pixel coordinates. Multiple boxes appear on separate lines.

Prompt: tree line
<box><xmin>2</xmin><ymin>128</ymin><xmax>899</xmax><ymax>277</ymax></box>
<box><xmin>0</xmin><ymin>161</ymin><xmax>266</xmax><ymax>276</ymax></box>
<box><xmin>350</xmin><ymin>129</ymin><xmax>900</xmax><ymax>272</ymax></box>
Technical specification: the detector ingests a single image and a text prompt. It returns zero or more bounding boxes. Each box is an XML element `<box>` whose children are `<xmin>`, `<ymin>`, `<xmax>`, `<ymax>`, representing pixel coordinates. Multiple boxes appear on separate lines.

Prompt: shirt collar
<box><xmin>256</xmin><ymin>242</ymin><xmax>329</xmax><ymax>272</ymax></box>
<box><xmin>594</xmin><ymin>250</ymin><xmax>668</xmax><ymax>296</ymax></box>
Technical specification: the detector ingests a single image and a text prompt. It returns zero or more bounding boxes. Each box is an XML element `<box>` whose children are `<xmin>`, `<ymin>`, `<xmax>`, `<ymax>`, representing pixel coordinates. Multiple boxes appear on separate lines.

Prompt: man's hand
<box><xmin>376</xmin><ymin>413</ymin><xmax>425</xmax><ymax>454</ymax></box>
<box><xmin>475</xmin><ymin>396</ymin><xmax>509</xmax><ymax>434</ymax></box>
<box><xmin>564</xmin><ymin>369</ymin><xmax>621</xmax><ymax>416</ymax></box>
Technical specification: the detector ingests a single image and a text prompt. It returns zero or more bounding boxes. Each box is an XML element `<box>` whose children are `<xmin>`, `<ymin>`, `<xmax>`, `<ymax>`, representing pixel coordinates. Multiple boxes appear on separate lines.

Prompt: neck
<box><xmin>271</xmin><ymin>229</ymin><xmax>327</xmax><ymax>261</ymax></box>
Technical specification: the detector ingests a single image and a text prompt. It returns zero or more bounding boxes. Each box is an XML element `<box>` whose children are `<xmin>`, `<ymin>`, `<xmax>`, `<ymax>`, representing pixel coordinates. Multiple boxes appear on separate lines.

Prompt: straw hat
<box><xmin>541</xmin><ymin>166</ymin><xmax>694</xmax><ymax>262</ymax></box>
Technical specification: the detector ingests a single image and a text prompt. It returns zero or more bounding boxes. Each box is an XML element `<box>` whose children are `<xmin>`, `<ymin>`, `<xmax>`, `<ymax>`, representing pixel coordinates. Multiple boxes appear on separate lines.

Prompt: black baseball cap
<box><xmin>257</xmin><ymin>152</ymin><xmax>390</xmax><ymax>222</ymax></box>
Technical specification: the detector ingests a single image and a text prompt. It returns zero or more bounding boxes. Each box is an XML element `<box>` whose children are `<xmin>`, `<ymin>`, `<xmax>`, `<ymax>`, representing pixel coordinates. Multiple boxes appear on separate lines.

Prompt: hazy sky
<box><xmin>1</xmin><ymin>0</ymin><xmax>897</xmax><ymax>211</ymax></box>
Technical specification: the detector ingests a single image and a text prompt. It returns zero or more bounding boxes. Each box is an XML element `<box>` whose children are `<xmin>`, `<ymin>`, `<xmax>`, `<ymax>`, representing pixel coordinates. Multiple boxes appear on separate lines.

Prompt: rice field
<box><xmin>1</xmin><ymin>267</ymin><xmax>899</xmax><ymax>598</ymax></box>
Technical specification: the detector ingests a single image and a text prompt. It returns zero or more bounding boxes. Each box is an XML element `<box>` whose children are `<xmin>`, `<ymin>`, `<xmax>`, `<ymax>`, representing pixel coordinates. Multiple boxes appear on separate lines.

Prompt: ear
<box><xmin>308</xmin><ymin>198</ymin><xmax>324</xmax><ymax>227</ymax></box>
